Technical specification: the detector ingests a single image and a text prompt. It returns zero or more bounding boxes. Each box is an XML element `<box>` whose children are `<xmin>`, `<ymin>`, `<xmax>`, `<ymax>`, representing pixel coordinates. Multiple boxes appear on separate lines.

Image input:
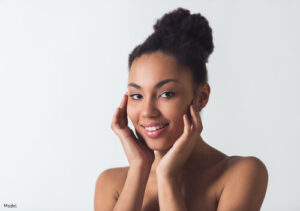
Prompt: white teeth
<box><xmin>145</xmin><ymin>124</ymin><xmax>167</xmax><ymax>131</ymax></box>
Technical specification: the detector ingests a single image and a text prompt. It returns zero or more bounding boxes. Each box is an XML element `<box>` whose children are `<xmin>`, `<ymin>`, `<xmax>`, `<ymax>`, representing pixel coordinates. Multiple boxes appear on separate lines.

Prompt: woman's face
<box><xmin>127</xmin><ymin>51</ymin><xmax>195</xmax><ymax>151</ymax></box>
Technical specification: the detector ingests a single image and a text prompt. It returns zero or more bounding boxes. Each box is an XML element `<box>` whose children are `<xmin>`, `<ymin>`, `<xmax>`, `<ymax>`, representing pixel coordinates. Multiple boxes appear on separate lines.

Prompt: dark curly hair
<box><xmin>128</xmin><ymin>7</ymin><xmax>214</xmax><ymax>89</ymax></box>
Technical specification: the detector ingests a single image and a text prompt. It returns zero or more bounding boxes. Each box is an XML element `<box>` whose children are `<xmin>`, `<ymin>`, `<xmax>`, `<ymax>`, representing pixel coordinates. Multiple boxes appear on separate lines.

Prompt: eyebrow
<box><xmin>128</xmin><ymin>79</ymin><xmax>179</xmax><ymax>89</ymax></box>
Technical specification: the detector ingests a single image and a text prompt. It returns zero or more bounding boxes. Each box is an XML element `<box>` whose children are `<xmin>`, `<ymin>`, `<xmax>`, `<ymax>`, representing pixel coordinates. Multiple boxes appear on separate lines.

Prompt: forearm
<box><xmin>157</xmin><ymin>176</ymin><xmax>187</xmax><ymax>211</ymax></box>
<box><xmin>113</xmin><ymin>164</ymin><xmax>151</xmax><ymax>211</ymax></box>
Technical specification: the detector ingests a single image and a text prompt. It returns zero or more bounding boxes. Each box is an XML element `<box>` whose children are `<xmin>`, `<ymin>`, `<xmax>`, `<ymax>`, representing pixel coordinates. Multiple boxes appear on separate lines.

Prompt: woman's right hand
<box><xmin>111</xmin><ymin>93</ymin><xmax>155</xmax><ymax>168</ymax></box>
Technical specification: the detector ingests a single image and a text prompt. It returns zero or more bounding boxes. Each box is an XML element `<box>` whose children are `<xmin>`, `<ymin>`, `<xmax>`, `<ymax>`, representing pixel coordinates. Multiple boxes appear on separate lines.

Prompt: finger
<box><xmin>118</xmin><ymin>94</ymin><xmax>128</xmax><ymax>121</ymax></box>
<box><xmin>119</xmin><ymin>93</ymin><xmax>128</xmax><ymax>109</ymax></box>
<box><xmin>183</xmin><ymin>114</ymin><xmax>191</xmax><ymax>135</ymax></box>
<box><xmin>112</xmin><ymin>107</ymin><xmax>122</xmax><ymax>128</ymax></box>
<box><xmin>198</xmin><ymin>112</ymin><xmax>203</xmax><ymax>133</ymax></box>
<box><xmin>194</xmin><ymin>105</ymin><xmax>203</xmax><ymax>132</ymax></box>
<box><xmin>173</xmin><ymin>114</ymin><xmax>191</xmax><ymax>149</ymax></box>
<box><xmin>112</xmin><ymin>104</ymin><xmax>128</xmax><ymax>129</ymax></box>
<box><xmin>190</xmin><ymin>105</ymin><xmax>198</xmax><ymax>130</ymax></box>
<box><xmin>191</xmin><ymin>104</ymin><xmax>203</xmax><ymax>133</ymax></box>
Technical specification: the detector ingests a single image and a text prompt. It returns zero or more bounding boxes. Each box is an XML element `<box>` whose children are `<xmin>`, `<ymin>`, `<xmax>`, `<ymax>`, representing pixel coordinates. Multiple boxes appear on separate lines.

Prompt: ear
<box><xmin>193</xmin><ymin>83</ymin><xmax>210</xmax><ymax>111</ymax></box>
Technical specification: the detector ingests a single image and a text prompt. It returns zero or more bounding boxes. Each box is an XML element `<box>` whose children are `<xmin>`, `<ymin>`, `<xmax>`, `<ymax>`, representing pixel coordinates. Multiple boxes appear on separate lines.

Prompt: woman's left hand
<box><xmin>156</xmin><ymin>104</ymin><xmax>203</xmax><ymax>181</ymax></box>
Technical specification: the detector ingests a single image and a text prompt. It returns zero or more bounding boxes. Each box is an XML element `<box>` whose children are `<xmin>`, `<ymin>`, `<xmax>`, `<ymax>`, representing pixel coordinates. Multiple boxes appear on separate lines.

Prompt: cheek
<box><xmin>161</xmin><ymin>99</ymin><xmax>189</xmax><ymax>121</ymax></box>
<box><xmin>162</xmin><ymin>101</ymin><xmax>190</xmax><ymax>140</ymax></box>
<box><xmin>171</xmin><ymin>113</ymin><xmax>185</xmax><ymax>136</ymax></box>
<box><xmin>164</xmin><ymin>106</ymin><xmax>186</xmax><ymax>131</ymax></box>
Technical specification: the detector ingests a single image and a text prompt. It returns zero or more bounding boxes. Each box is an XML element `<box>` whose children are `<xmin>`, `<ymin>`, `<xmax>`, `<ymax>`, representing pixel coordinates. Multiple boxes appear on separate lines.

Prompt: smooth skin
<box><xmin>94</xmin><ymin>51</ymin><xmax>268</xmax><ymax>211</ymax></box>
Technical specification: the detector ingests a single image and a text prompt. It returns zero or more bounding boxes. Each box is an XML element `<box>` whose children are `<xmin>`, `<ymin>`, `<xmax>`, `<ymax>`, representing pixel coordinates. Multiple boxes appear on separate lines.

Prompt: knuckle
<box><xmin>111</xmin><ymin>123</ymin><xmax>117</xmax><ymax>130</ymax></box>
<box><xmin>191</xmin><ymin>124</ymin><xmax>195</xmax><ymax>131</ymax></box>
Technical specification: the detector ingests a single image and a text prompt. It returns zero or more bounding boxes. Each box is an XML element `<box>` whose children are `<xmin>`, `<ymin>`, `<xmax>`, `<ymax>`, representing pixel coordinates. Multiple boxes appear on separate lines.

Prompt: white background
<box><xmin>0</xmin><ymin>0</ymin><xmax>299</xmax><ymax>210</ymax></box>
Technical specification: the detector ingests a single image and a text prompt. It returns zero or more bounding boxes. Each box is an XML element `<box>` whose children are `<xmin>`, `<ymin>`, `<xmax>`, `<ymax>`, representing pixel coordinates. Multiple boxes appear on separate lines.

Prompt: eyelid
<box><xmin>129</xmin><ymin>93</ymin><xmax>142</xmax><ymax>100</ymax></box>
<box><xmin>160</xmin><ymin>91</ymin><xmax>175</xmax><ymax>98</ymax></box>
<box><xmin>129</xmin><ymin>90</ymin><xmax>175</xmax><ymax>100</ymax></box>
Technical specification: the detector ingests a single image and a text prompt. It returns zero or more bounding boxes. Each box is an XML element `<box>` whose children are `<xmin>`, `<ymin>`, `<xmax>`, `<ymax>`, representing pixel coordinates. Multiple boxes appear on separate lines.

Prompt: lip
<box><xmin>141</xmin><ymin>122</ymin><xmax>169</xmax><ymax>127</ymax></box>
<box><xmin>142</xmin><ymin>123</ymin><xmax>169</xmax><ymax>138</ymax></box>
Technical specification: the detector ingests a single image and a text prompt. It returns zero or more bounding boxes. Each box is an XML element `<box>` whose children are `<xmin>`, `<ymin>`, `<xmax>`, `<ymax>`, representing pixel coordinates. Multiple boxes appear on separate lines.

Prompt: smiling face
<box><xmin>127</xmin><ymin>50</ymin><xmax>197</xmax><ymax>151</ymax></box>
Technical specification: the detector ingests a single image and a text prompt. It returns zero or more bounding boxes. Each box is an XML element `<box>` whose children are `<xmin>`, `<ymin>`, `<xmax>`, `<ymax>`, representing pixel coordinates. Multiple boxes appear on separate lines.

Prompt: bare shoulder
<box><xmin>224</xmin><ymin>155</ymin><xmax>268</xmax><ymax>179</ymax></box>
<box><xmin>95</xmin><ymin>166</ymin><xmax>129</xmax><ymax>193</ymax></box>
<box><xmin>97</xmin><ymin>166</ymin><xmax>129</xmax><ymax>181</ymax></box>
<box><xmin>217</xmin><ymin>156</ymin><xmax>269</xmax><ymax>211</ymax></box>
<box><xmin>94</xmin><ymin>166</ymin><xmax>129</xmax><ymax>211</ymax></box>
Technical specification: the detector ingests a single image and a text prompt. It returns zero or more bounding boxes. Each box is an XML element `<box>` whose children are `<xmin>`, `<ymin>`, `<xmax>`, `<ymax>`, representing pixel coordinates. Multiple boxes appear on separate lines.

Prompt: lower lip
<box><xmin>143</xmin><ymin>125</ymin><xmax>168</xmax><ymax>138</ymax></box>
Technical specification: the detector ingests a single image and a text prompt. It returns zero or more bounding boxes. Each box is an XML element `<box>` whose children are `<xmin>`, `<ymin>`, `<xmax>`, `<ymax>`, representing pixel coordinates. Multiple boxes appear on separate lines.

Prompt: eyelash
<box><xmin>129</xmin><ymin>91</ymin><xmax>175</xmax><ymax>100</ymax></box>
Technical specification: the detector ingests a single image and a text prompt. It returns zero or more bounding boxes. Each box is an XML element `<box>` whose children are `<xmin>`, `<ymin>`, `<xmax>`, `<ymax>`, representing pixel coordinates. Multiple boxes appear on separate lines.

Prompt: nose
<box><xmin>141</xmin><ymin>96</ymin><xmax>160</xmax><ymax>118</ymax></box>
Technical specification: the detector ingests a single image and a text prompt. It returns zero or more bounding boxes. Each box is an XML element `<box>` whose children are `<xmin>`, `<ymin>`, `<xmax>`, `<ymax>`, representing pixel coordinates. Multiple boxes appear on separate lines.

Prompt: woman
<box><xmin>94</xmin><ymin>7</ymin><xmax>268</xmax><ymax>211</ymax></box>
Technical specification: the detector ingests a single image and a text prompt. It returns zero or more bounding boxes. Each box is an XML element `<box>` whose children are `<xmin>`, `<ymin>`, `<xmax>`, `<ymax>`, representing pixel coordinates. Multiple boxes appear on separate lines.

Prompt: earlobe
<box><xmin>194</xmin><ymin>95</ymin><xmax>203</xmax><ymax>111</ymax></box>
<box><xmin>197</xmin><ymin>83</ymin><xmax>210</xmax><ymax>110</ymax></box>
<box><xmin>192</xmin><ymin>98</ymin><xmax>197</xmax><ymax>106</ymax></box>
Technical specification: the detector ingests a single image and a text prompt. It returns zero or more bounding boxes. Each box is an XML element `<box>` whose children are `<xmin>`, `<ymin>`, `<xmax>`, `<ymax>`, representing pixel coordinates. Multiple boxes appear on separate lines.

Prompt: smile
<box><xmin>142</xmin><ymin>123</ymin><xmax>169</xmax><ymax>138</ymax></box>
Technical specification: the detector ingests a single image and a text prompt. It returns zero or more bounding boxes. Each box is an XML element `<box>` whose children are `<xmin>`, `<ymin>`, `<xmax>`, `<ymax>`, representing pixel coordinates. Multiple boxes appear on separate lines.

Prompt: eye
<box><xmin>160</xmin><ymin>91</ymin><xmax>175</xmax><ymax>98</ymax></box>
<box><xmin>129</xmin><ymin>94</ymin><xmax>143</xmax><ymax>100</ymax></box>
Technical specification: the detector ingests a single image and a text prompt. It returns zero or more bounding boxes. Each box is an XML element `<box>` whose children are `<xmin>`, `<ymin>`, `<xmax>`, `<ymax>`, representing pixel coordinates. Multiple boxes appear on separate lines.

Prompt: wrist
<box><xmin>130</xmin><ymin>161</ymin><xmax>152</xmax><ymax>171</ymax></box>
<box><xmin>157</xmin><ymin>171</ymin><xmax>184</xmax><ymax>186</ymax></box>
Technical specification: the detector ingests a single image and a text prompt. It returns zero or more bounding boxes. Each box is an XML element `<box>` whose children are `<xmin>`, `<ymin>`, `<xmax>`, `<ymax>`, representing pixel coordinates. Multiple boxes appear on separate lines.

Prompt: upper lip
<box><xmin>141</xmin><ymin>122</ymin><xmax>169</xmax><ymax>127</ymax></box>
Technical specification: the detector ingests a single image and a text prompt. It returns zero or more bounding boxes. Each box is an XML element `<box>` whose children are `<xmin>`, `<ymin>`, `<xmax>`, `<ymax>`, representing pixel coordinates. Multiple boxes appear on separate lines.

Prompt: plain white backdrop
<box><xmin>0</xmin><ymin>0</ymin><xmax>299</xmax><ymax>210</ymax></box>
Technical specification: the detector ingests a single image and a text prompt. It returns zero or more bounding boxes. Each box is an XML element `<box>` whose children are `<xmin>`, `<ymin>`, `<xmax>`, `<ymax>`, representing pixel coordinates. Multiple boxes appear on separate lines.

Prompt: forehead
<box><xmin>128</xmin><ymin>51</ymin><xmax>192</xmax><ymax>85</ymax></box>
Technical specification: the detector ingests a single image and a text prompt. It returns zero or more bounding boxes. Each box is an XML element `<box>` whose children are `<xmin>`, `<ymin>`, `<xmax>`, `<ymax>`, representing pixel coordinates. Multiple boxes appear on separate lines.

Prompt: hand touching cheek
<box><xmin>156</xmin><ymin>104</ymin><xmax>203</xmax><ymax>179</ymax></box>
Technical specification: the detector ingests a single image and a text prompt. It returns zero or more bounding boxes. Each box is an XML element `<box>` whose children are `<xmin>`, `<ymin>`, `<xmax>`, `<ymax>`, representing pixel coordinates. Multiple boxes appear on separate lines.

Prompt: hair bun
<box><xmin>129</xmin><ymin>7</ymin><xmax>214</xmax><ymax>86</ymax></box>
<box><xmin>153</xmin><ymin>8</ymin><xmax>190</xmax><ymax>32</ymax></box>
<box><xmin>153</xmin><ymin>7</ymin><xmax>214</xmax><ymax>62</ymax></box>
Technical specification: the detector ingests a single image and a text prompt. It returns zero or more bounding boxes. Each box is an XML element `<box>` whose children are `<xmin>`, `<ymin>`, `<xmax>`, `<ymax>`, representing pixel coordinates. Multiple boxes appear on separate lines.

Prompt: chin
<box><xmin>145</xmin><ymin>137</ymin><xmax>175</xmax><ymax>151</ymax></box>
